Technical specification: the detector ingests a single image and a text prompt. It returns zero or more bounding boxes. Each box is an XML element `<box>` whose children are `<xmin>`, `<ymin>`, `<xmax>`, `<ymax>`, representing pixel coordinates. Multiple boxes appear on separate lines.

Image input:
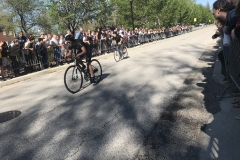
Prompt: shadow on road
<box><xmin>0</xmin><ymin>40</ymin><xmax>225</xmax><ymax>159</ymax></box>
<box><xmin>136</xmin><ymin>43</ymin><xmax>224</xmax><ymax>159</ymax></box>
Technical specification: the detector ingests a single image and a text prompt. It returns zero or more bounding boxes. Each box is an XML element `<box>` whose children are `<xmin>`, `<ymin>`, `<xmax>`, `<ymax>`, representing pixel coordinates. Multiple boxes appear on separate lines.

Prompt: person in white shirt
<box><xmin>50</xmin><ymin>34</ymin><xmax>60</xmax><ymax>65</ymax></box>
<box><xmin>59</xmin><ymin>34</ymin><xmax>66</xmax><ymax>64</ymax></box>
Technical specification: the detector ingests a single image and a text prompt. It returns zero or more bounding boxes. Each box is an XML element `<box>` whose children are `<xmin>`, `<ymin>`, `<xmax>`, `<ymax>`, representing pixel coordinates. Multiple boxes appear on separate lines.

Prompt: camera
<box><xmin>212</xmin><ymin>34</ymin><xmax>220</xmax><ymax>39</ymax></box>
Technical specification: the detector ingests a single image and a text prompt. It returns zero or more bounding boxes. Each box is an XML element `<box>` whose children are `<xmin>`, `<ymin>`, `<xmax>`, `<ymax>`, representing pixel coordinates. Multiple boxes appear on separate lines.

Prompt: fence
<box><xmin>0</xmin><ymin>25</ymin><xmax>208</xmax><ymax>80</ymax></box>
<box><xmin>218</xmin><ymin>38</ymin><xmax>240</xmax><ymax>100</ymax></box>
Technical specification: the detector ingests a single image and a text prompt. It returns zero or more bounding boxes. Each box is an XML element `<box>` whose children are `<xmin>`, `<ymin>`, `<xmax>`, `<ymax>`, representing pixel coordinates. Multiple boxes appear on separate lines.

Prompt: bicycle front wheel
<box><xmin>114</xmin><ymin>50</ymin><xmax>121</xmax><ymax>62</ymax></box>
<box><xmin>64</xmin><ymin>65</ymin><xmax>83</xmax><ymax>94</ymax></box>
<box><xmin>91</xmin><ymin>59</ymin><xmax>102</xmax><ymax>83</ymax></box>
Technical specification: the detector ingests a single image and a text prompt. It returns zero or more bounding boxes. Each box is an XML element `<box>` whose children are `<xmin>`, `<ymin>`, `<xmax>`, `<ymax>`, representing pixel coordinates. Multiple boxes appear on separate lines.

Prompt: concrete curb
<box><xmin>0</xmin><ymin>26</ymin><xmax>212</xmax><ymax>88</ymax></box>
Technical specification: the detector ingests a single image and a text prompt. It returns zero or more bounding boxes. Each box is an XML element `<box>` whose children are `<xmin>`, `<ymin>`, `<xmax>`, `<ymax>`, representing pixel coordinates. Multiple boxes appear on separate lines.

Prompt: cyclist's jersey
<box><xmin>68</xmin><ymin>39</ymin><xmax>92</xmax><ymax>55</ymax></box>
<box><xmin>112</xmin><ymin>35</ymin><xmax>122</xmax><ymax>44</ymax></box>
<box><xmin>68</xmin><ymin>39</ymin><xmax>93</xmax><ymax>63</ymax></box>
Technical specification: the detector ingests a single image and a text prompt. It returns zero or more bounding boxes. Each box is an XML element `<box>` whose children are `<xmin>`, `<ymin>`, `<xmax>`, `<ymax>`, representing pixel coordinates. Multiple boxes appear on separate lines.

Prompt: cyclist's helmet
<box><xmin>65</xmin><ymin>34</ymin><xmax>74</xmax><ymax>42</ymax></box>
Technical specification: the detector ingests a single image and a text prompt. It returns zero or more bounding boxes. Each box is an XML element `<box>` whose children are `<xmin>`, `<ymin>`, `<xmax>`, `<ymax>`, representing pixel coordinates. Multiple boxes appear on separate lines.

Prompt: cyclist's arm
<box><xmin>118</xmin><ymin>37</ymin><xmax>123</xmax><ymax>45</ymax></box>
<box><xmin>66</xmin><ymin>49</ymin><xmax>72</xmax><ymax>57</ymax></box>
<box><xmin>76</xmin><ymin>46</ymin><xmax>86</xmax><ymax>58</ymax></box>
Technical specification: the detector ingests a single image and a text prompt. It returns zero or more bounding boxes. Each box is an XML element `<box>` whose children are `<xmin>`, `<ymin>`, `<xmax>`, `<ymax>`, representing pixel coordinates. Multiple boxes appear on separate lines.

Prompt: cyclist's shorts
<box><xmin>80</xmin><ymin>53</ymin><xmax>92</xmax><ymax>63</ymax></box>
<box><xmin>75</xmin><ymin>49</ymin><xmax>92</xmax><ymax>63</ymax></box>
<box><xmin>0</xmin><ymin>58</ymin><xmax>2</xmax><ymax>66</ymax></box>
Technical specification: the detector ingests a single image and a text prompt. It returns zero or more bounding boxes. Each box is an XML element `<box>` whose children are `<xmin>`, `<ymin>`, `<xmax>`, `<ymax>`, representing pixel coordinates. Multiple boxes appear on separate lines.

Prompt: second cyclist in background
<box><xmin>112</xmin><ymin>31</ymin><xmax>123</xmax><ymax>51</ymax></box>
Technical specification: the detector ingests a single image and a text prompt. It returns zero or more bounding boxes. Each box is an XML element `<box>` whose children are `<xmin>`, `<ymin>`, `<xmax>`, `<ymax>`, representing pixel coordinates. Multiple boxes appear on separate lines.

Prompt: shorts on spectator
<box><xmin>2</xmin><ymin>57</ymin><xmax>11</xmax><ymax>67</ymax></box>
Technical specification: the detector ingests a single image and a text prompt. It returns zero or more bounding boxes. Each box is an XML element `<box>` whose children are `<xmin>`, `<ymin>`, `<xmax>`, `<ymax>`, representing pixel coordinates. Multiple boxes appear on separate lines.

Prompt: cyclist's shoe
<box><xmin>90</xmin><ymin>76</ymin><xmax>97</xmax><ymax>83</ymax></box>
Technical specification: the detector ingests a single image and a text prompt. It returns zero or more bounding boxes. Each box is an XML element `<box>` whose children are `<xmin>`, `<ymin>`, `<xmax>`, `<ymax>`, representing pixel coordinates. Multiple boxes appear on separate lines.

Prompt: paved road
<box><xmin>0</xmin><ymin>26</ymin><xmax>217</xmax><ymax>160</ymax></box>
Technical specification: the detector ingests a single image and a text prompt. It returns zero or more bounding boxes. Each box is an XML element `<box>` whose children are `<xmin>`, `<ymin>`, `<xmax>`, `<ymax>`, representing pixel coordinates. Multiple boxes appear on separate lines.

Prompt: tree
<box><xmin>1</xmin><ymin>0</ymin><xmax>45</xmax><ymax>34</ymax></box>
<box><xmin>110</xmin><ymin>0</ymin><xmax>215</xmax><ymax>28</ymax></box>
<box><xmin>0</xmin><ymin>11</ymin><xmax>16</xmax><ymax>34</ymax></box>
<box><xmin>47</xmin><ymin>0</ymin><xmax>113</xmax><ymax>35</ymax></box>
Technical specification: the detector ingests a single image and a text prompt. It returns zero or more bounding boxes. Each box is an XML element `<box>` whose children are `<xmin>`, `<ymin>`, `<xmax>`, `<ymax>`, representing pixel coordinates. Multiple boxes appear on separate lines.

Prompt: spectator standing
<box><xmin>46</xmin><ymin>34</ymin><xmax>54</xmax><ymax>66</ymax></box>
<box><xmin>1</xmin><ymin>41</ymin><xmax>13</xmax><ymax>80</ymax></box>
<box><xmin>36</xmin><ymin>38</ymin><xmax>48</xmax><ymax>67</ymax></box>
<box><xmin>50</xmin><ymin>34</ymin><xmax>61</xmax><ymax>65</ymax></box>
<box><xmin>65</xmin><ymin>29</ymin><xmax>73</xmax><ymax>37</ymax></box>
<box><xmin>9</xmin><ymin>39</ymin><xmax>20</xmax><ymax>76</ymax></box>
<box><xmin>75</xmin><ymin>28</ymin><xmax>83</xmax><ymax>40</ymax></box>
<box><xmin>0</xmin><ymin>41</ymin><xmax>3</xmax><ymax>80</ymax></box>
<box><xmin>59</xmin><ymin>34</ymin><xmax>66</xmax><ymax>65</ymax></box>
<box><xmin>15</xmin><ymin>32</ymin><xmax>27</xmax><ymax>63</ymax></box>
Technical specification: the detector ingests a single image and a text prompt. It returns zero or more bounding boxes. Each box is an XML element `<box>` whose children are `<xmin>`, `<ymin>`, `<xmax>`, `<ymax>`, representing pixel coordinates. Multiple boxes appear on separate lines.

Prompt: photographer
<box><xmin>1</xmin><ymin>41</ymin><xmax>13</xmax><ymax>80</ymax></box>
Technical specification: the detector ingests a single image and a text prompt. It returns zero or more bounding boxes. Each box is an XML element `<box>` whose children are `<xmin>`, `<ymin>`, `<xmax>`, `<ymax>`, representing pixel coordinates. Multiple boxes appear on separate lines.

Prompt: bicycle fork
<box><xmin>72</xmin><ymin>67</ymin><xmax>79</xmax><ymax>80</ymax></box>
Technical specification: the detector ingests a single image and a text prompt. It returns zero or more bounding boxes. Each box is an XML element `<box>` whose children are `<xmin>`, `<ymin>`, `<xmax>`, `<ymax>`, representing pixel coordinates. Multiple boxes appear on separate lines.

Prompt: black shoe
<box><xmin>90</xmin><ymin>77</ymin><xmax>97</xmax><ymax>83</ymax></box>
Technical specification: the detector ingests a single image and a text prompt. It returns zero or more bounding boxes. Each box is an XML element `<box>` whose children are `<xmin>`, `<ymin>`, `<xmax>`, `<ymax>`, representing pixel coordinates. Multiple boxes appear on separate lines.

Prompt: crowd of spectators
<box><xmin>0</xmin><ymin>24</ymin><xmax>194</xmax><ymax>81</ymax></box>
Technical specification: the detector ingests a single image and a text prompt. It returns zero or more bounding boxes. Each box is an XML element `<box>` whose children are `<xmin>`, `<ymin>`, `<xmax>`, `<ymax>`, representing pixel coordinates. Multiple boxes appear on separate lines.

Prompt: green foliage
<box><xmin>110</xmin><ymin>0</ymin><xmax>215</xmax><ymax>29</ymax></box>
<box><xmin>47</xmin><ymin>0</ymin><xmax>113</xmax><ymax>35</ymax></box>
<box><xmin>0</xmin><ymin>11</ymin><xmax>15</xmax><ymax>33</ymax></box>
<box><xmin>0</xmin><ymin>0</ymin><xmax>215</xmax><ymax>34</ymax></box>
<box><xmin>0</xmin><ymin>0</ymin><xmax>45</xmax><ymax>34</ymax></box>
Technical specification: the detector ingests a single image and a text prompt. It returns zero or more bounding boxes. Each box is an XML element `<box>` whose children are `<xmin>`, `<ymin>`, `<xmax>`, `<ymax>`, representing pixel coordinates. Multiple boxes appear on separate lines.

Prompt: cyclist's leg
<box><xmin>75</xmin><ymin>49</ymin><xmax>86</xmax><ymax>69</ymax></box>
<box><xmin>85</xmin><ymin>53</ymin><xmax>96</xmax><ymax>83</ymax></box>
<box><xmin>86</xmin><ymin>53</ymin><xmax>93</xmax><ymax>77</ymax></box>
<box><xmin>78</xmin><ymin>57</ymin><xmax>86</xmax><ymax>70</ymax></box>
<box><xmin>119</xmin><ymin>43</ymin><xmax>123</xmax><ymax>56</ymax></box>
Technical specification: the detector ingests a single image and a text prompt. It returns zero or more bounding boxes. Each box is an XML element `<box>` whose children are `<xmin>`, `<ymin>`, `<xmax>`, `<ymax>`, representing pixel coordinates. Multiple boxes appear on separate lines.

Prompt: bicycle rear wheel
<box><xmin>114</xmin><ymin>50</ymin><xmax>121</xmax><ymax>62</ymax></box>
<box><xmin>64</xmin><ymin>65</ymin><xmax>83</xmax><ymax>94</ymax></box>
<box><xmin>91</xmin><ymin>59</ymin><xmax>102</xmax><ymax>83</ymax></box>
<box><xmin>122</xmin><ymin>45</ymin><xmax>128</xmax><ymax>59</ymax></box>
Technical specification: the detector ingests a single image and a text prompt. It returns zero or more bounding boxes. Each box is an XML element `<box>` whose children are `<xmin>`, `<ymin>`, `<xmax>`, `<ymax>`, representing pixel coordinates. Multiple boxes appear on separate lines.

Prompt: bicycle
<box><xmin>64</xmin><ymin>58</ymin><xmax>102</xmax><ymax>94</ymax></box>
<box><xmin>113</xmin><ymin>43</ymin><xmax>128</xmax><ymax>62</ymax></box>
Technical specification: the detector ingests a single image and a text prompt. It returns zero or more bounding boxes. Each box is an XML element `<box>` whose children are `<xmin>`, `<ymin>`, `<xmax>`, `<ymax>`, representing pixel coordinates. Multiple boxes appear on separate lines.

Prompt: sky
<box><xmin>196</xmin><ymin>0</ymin><xmax>215</xmax><ymax>8</ymax></box>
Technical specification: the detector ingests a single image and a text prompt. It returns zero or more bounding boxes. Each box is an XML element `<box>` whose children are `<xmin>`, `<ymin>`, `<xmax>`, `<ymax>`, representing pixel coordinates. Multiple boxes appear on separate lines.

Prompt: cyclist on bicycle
<box><xmin>65</xmin><ymin>34</ymin><xmax>96</xmax><ymax>83</ymax></box>
<box><xmin>112</xmin><ymin>31</ymin><xmax>122</xmax><ymax>46</ymax></box>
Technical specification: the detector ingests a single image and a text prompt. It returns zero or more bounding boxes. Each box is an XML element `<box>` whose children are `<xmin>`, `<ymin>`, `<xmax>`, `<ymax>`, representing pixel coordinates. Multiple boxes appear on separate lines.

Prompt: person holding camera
<box><xmin>1</xmin><ymin>41</ymin><xmax>13</xmax><ymax>80</ymax></box>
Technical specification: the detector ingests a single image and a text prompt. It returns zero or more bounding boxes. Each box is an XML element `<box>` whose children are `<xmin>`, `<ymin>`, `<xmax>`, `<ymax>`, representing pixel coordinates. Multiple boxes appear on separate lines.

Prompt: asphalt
<box><xmin>1</xmin><ymin>26</ymin><xmax>239</xmax><ymax>159</ymax></box>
